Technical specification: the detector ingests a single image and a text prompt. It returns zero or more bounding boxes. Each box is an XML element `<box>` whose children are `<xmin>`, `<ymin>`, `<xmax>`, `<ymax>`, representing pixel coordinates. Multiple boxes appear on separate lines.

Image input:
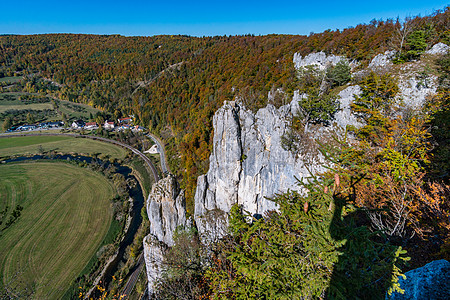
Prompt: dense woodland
<box><xmin>1</xmin><ymin>8</ymin><xmax>450</xmax><ymax>298</ymax></box>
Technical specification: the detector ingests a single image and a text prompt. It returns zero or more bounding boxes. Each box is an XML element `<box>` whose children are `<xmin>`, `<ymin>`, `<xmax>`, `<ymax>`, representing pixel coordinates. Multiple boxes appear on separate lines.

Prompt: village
<box><xmin>6</xmin><ymin>116</ymin><xmax>146</xmax><ymax>133</ymax></box>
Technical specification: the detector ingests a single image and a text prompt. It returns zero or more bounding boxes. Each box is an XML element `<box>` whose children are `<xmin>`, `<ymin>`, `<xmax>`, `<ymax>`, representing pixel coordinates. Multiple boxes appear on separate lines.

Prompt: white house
<box><xmin>104</xmin><ymin>120</ymin><xmax>115</xmax><ymax>130</ymax></box>
<box><xmin>71</xmin><ymin>120</ymin><xmax>85</xmax><ymax>129</ymax></box>
<box><xmin>85</xmin><ymin>122</ymin><xmax>98</xmax><ymax>130</ymax></box>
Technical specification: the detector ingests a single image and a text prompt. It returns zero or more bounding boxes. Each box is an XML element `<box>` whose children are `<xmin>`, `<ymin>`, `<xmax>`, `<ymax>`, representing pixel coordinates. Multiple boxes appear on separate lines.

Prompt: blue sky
<box><xmin>1</xmin><ymin>1</ymin><xmax>448</xmax><ymax>36</ymax></box>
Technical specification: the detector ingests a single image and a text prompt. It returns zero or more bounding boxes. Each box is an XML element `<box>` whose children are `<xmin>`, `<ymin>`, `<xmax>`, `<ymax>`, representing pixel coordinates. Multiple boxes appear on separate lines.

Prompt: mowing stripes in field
<box><xmin>0</xmin><ymin>136</ymin><xmax>127</xmax><ymax>160</ymax></box>
<box><xmin>0</xmin><ymin>162</ymin><xmax>115</xmax><ymax>299</ymax></box>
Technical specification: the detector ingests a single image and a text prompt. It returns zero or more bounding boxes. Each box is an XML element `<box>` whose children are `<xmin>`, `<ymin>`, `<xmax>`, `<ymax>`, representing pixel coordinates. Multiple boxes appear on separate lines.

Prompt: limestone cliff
<box><xmin>143</xmin><ymin>175</ymin><xmax>187</xmax><ymax>294</ymax></box>
<box><xmin>194</xmin><ymin>99</ymin><xmax>314</xmax><ymax>242</ymax></box>
<box><xmin>193</xmin><ymin>90</ymin><xmax>361</xmax><ymax>241</ymax></box>
<box><xmin>193</xmin><ymin>46</ymin><xmax>445</xmax><ymax>242</ymax></box>
<box><xmin>146</xmin><ymin>174</ymin><xmax>186</xmax><ymax>247</ymax></box>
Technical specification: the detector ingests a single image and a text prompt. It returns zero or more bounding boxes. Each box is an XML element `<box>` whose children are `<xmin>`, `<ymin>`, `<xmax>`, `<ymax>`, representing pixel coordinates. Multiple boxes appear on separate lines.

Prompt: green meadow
<box><xmin>0</xmin><ymin>162</ymin><xmax>116</xmax><ymax>299</ymax></box>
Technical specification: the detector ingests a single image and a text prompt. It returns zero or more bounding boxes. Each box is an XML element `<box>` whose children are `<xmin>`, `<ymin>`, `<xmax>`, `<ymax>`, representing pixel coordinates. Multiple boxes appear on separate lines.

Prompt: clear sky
<box><xmin>1</xmin><ymin>1</ymin><xmax>448</xmax><ymax>37</ymax></box>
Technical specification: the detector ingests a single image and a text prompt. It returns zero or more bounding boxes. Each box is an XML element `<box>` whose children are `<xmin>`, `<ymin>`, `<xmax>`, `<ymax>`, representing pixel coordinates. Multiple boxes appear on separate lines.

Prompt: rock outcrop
<box><xmin>387</xmin><ymin>260</ymin><xmax>450</xmax><ymax>300</ymax></box>
<box><xmin>397</xmin><ymin>71</ymin><xmax>437</xmax><ymax>109</ymax></box>
<box><xmin>146</xmin><ymin>174</ymin><xmax>186</xmax><ymax>247</ymax></box>
<box><xmin>333</xmin><ymin>85</ymin><xmax>362</xmax><ymax>128</ymax></box>
<box><xmin>368</xmin><ymin>50</ymin><xmax>396</xmax><ymax>70</ymax></box>
<box><xmin>425</xmin><ymin>42</ymin><xmax>449</xmax><ymax>55</ymax></box>
<box><xmin>193</xmin><ymin>91</ymin><xmax>364</xmax><ymax>241</ymax></box>
<box><xmin>293</xmin><ymin>51</ymin><xmax>359</xmax><ymax>72</ymax></box>
<box><xmin>143</xmin><ymin>175</ymin><xmax>187</xmax><ymax>294</ymax></box>
<box><xmin>193</xmin><ymin>46</ymin><xmax>441</xmax><ymax>242</ymax></box>
<box><xmin>145</xmin><ymin>46</ymin><xmax>444</xmax><ymax>292</ymax></box>
<box><xmin>143</xmin><ymin>235</ymin><xmax>166</xmax><ymax>295</ymax></box>
<box><xmin>194</xmin><ymin>100</ymin><xmax>304</xmax><ymax>242</ymax></box>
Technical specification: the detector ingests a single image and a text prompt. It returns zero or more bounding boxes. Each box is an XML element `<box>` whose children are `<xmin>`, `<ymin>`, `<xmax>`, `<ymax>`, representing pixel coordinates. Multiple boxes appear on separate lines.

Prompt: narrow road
<box><xmin>147</xmin><ymin>133</ymin><xmax>169</xmax><ymax>174</ymax></box>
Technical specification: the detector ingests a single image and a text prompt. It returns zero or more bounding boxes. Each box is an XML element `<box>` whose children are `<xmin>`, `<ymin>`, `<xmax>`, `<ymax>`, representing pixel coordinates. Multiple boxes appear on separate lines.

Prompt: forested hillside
<box><xmin>1</xmin><ymin>7</ymin><xmax>449</xmax><ymax>203</ymax></box>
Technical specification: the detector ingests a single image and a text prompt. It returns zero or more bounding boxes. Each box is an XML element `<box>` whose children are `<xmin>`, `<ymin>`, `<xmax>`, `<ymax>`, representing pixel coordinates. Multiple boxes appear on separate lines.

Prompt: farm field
<box><xmin>57</xmin><ymin>99</ymin><xmax>100</xmax><ymax>120</ymax></box>
<box><xmin>0</xmin><ymin>135</ymin><xmax>127</xmax><ymax>160</ymax></box>
<box><xmin>0</xmin><ymin>103</ymin><xmax>54</xmax><ymax>113</ymax></box>
<box><xmin>0</xmin><ymin>76</ymin><xmax>22</xmax><ymax>84</ymax></box>
<box><xmin>0</xmin><ymin>162</ymin><xmax>116</xmax><ymax>299</ymax></box>
<box><xmin>0</xmin><ymin>92</ymin><xmax>101</xmax><ymax>125</ymax></box>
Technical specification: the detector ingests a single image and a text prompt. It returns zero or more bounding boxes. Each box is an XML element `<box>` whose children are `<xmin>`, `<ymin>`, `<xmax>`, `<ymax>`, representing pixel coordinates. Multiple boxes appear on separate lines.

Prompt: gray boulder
<box><xmin>425</xmin><ymin>43</ymin><xmax>449</xmax><ymax>55</ymax></box>
<box><xmin>387</xmin><ymin>260</ymin><xmax>450</xmax><ymax>300</ymax></box>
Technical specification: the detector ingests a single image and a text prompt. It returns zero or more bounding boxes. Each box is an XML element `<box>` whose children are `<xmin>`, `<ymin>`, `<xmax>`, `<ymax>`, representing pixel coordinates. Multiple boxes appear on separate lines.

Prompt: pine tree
<box><xmin>405</xmin><ymin>30</ymin><xmax>427</xmax><ymax>61</ymax></box>
<box><xmin>327</xmin><ymin>60</ymin><xmax>351</xmax><ymax>87</ymax></box>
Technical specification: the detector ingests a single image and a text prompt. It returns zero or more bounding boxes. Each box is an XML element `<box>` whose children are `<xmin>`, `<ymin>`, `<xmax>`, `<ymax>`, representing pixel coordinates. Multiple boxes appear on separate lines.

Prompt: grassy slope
<box><xmin>0</xmin><ymin>103</ymin><xmax>53</xmax><ymax>113</ymax></box>
<box><xmin>0</xmin><ymin>162</ymin><xmax>116</xmax><ymax>299</ymax></box>
<box><xmin>0</xmin><ymin>136</ymin><xmax>127</xmax><ymax>159</ymax></box>
<box><xmin>0</xmin><ymin>77</ymin><xmax>22</xmax><ymax>83</ymax></box>
<box><xmin>0</xmin><ymin>92</ymin><xmax>101</xmax><ymax>122</ymax></box>
<box><xmin>57</xmin><ymin>100</ymin><xmax>100</xmax><ymax>120</ymax></box>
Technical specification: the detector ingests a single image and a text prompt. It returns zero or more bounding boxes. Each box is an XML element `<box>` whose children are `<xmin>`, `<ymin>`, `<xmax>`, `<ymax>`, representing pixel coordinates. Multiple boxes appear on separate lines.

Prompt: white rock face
<box><xmin>334</xmin><ymin>85</ymin><xmax>362</xmax><ymax>129</ymax></box>
<box><xmin>143</xmin><ymin>235</ymin><xmax>165</xmax><ymax>296</ymax></box>
<box><xmin>194</xmin><ymin>99</ymin><xmax>329</xmax><ymax>242</ymax></box>
<box><xmin>397</xmin><ymin>74</ymin><xmax>437</xmax><ymax>109</ymax></box>
<box><xmin>143</xmin><ymin>175</ymin><xmax>187</xmax><ymax>293</ymax></box>
<box><xmin>368</xmin><ymin>50</ymin><xmax>395</xmax><ymax>70</ymax></box>
<box><xmin>146</xmin><ymin>175</ymin><xmax>186</xmax><ymax>247</ymax></box>
<box><xmin>293</xmin><ymin>51</ymin><xmax>344</xmax><ymax>70</ymax></box>
<box><xmin>425</xmin><ymin>43</ymin><xmax>449</xmax><ymax>55</ymax></box>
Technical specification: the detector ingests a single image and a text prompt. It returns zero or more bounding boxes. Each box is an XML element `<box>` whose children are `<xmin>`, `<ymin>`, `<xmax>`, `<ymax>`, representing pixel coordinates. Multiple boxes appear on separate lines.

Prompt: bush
<box><xmin>327</xmin><ymin>59</ymin><xmax>351</xmax><ymax>87</ymax></box>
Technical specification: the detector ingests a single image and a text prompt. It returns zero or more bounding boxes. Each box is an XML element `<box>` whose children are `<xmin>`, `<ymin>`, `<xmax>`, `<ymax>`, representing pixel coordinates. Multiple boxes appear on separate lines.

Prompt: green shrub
<box><xmin>327</xmin><ymin>60</ymin><xmax>351</xmax><ymax>87</ymax></box>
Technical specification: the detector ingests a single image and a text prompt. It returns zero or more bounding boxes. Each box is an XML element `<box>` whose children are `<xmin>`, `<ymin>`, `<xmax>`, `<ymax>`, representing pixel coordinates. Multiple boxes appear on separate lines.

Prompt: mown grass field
<box><xmin>0</xmin><ymin>103</ymin><xmax>54</xmax><ymax>113</ymax></box>
<box><xmin>0</xmin><ymin>76</ymin><xmax>22</xmax><ymax>84</ymax></box>
<box><xmin>0</xmin><ymin>162</ymin><xmax>116</xmax><ymax>299</ymax></box>
<box><xmin>57</xmin><ymin>100</ymin><xmax>100</xmax><ymax>120</ymax></box>
<box><xmin>0</xmin><ymin>136</ymin><xmax>127</xmax><ymax>160</ymax></box>
<box><xmin>0</xmin><ymin>92</ymin><xmax>101</xmax><ymax>124</ymax></box>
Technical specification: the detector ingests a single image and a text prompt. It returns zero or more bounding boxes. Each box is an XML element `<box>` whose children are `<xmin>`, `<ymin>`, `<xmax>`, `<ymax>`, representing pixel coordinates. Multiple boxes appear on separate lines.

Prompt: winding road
<box><xmin>0</xmin><ymin>132</ymin><xmax>161</xmax><ymax>182</ymax></box>
<box><xmin>147</xmin><ymin>133</ymin><xmax>169</xmax><ymax>175</ymax></box>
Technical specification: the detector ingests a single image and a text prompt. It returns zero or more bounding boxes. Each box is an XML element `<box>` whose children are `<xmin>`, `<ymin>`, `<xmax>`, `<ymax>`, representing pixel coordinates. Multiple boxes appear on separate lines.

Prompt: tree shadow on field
<box><xmin>326</xmin><ymin>191</ymin><xmax>403</xmax><ymax>300</ymax></box>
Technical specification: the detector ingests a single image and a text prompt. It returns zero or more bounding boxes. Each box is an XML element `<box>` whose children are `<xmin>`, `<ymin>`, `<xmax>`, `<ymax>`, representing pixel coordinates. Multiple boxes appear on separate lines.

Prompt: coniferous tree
<box><xmin>327</xmin><ymin>60</ymin><xmax>351</xmax><ymax>87</ymax></box>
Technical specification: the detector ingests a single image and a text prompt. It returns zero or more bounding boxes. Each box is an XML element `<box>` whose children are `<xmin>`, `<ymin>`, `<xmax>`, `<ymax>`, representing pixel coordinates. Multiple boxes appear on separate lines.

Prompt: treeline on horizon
<box><xmin>0</xmin><ymin>7</ymin><xmax>449</xmax><ymax>203</ymax></box>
